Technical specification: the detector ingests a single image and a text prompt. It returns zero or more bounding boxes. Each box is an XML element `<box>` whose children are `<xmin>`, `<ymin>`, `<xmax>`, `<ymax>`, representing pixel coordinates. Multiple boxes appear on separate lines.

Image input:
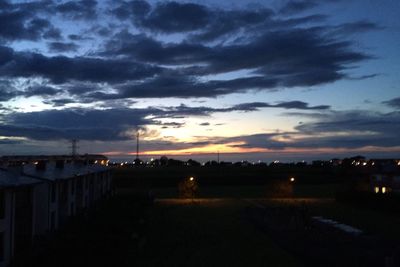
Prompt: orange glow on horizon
<box><xmin>101</xmin><ymin>144</ymin><xmax>400</xmax><ymax>157</ymax></box>
<box><xmin>131</xmin><ymin>142</ymin><xmax>266</xmax><ymax>155</ymax></box>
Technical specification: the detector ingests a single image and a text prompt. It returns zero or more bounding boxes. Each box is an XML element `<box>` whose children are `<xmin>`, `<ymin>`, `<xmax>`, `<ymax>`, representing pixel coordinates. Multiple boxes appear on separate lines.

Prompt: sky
<box><xmin>0</xmin><ymin>0</ymin><xmax>399</xmax><ymax>163</ymax></box>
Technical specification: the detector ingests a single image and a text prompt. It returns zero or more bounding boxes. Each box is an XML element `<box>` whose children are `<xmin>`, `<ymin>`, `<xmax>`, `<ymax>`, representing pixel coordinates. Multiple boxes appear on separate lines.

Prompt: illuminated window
<box><xmin>382</xmin><ymin>187</ymin><xmax>386</xmax><ymax>194</ymax></box>
<box><xmin>374</xmin><ymin>187</ymin><xmax>379</xmax><ymax>194</ymax></box>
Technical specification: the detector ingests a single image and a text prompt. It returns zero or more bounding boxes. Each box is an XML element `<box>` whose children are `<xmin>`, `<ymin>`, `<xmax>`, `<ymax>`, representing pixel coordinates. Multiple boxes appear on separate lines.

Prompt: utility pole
<box><xmin>71</xmin><ymin>139</ymin><xmax>79</xmax><ymax>157</ymax></box>
<box><xmin>136</xmin><ymin>131</ymin><xmax>139</xmax><ymax>160</ymax></box>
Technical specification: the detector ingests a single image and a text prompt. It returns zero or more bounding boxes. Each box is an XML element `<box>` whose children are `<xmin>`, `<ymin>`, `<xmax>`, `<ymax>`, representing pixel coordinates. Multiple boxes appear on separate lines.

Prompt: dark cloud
<box><xmin>0</xmin><ymin>80</ymin><xmax>18</xmax><ymax>102</ymax></box>
<box><xmin>157</xmin><ymin>101</ymin><xmax>330</xmax><ymax>117</ymax></box>
<box><xmin>55</xmin><ymin>0</ymin><xmax>98</xmax><ymax>20</ymax></box>
<box><xmin>112</xmin><ymin>75</ymin><xmax>277</xmax><ymax>99</ymax></box>
<box><xmin>0</xmin><ymin>138</ymin><xmax>23</xmax><ymax>145</ymax></box>
<box><xmin>135</xmin><ymin>1</ymin><xmax>209</xmax><ymax>33</ymax></box>
<box><xmin>291</xmin><ymin>110</ymin><xmax>400</xmax><ymax>148</ymax></box>
<box><xmin>23</xmin><ymin>85</ymin><xmax>60</xmax><ymax>97</ymax></box>
<box><xmin>279</xmin><ymin>0</ymin><xmax>318</xmax><ymax>15</ymax></box>
<box><xmin>157</xmin><ymin>121</ymin><xmax>185</xmax><ymax>129</ymax></box>
<box><xmin>0</xmin><ymin>10</ymin><xmax>54</xmax><ymax>41</ymax></box>
<box><xmin>231</xmin><ymin>101</ymin><xmax>330</xmax><ymax>111</ymax></box>
<box><xmin>0</xmin><ymin>1</ymin><xmax>375</xmax><ymax>101</ymax></box>
<box><xmin>0</xmin><ymin>108</ymin><xmax>151</xmax><ymax>141</ymax></box>
<box><xmin>99</xmin><ymin>26</ymin><xmax>369</xmax><ymax>99</ymax></box>
<box><xmin>187</xmin><ymin>8</ymin><xmax>274</xmax><ymax>42</ymax></box>
<box><xmin>199</xmin><ymin>122</ymin><xmax>210</xmax><ymax>126</ymax></box>
<box><xmin>48</xmin><ymin>42</ymin><xmax>79</xmax><ymax>52</ymax></box>
<box><xmin>43</xmin><ymin>27</ymin><xmax>62</xmax><ymax>40</ymax></box>
<box><xmin>111</xmin><ymin>0</ymin><xmax>151</xmax><ymax>20</ymax></box>
<box><xmin>0</xmin><ymin>105</ymin><xmax>398</xmax><ymax>152</ymax></box>
<box><xmin>382</xmin><ymin>97</ymin><xmax>400</xmax><ymax>109</ymax></box>
<box><xmin>68</xmin><ymin>34</ymin><xmax>91</xmax><ymax>41</ymax></box>
<box><xmin>0</xmin><ymin>99</ymin><xmax>330</xmax><ymax>140</ymax></box>
<box><xmin>0</xmin><ymin>45</ymin><xmax>162</xmax><ymax>84</ymax></box>
<box><xmin>0</xmin><ymin>124</ymin><xmax>125</xmax><ymax>141</ymax></box>
<box><xmin>332</xmin><ymin>20</ymin><xmax>382</xmax><ymax>35</ymax></box>
<box><xmin>215</xmin><ymin>110</ymin><xmax>400</xmax><ymax>150</ymax></box>
<box><xmin>43</xmin><ymin>98</ymin><xmax>76</xmax><ymax>107</ymax></box>
<box><xmin>294</xmin><ymin>111</ymin><xmax>400</xmax><ymax>134</ymax></box>
<box><xmin>112</xmin><ymin>1</ymin><xmax>274</xmax><ymax>41</ymax></box>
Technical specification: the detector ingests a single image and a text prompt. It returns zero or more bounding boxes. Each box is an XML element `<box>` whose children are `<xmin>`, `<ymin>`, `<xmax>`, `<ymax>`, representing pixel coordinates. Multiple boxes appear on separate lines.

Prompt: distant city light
<box><xmin>290</xmin><ymin>177</ymin><xmax>295</xmax><ymax>182</ymax></box>
<box><xmin>189</xmin><ymin>177</ymin><xmax>194</xmax><ymax>181</ymax></box>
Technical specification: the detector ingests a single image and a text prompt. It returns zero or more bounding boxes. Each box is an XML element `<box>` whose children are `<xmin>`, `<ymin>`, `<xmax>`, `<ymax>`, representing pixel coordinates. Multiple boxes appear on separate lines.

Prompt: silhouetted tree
<box><xmin>186</xmin><ymin>159</ymin><xmax>201</xmax><ymax>166</ymax></box>
<box><xmin>178</xmin><ymin>177</ymin><xmax>198</xmax><ymax>199</ymax></box>
<box><xmin>160</xmin><ymin>156</ymin><xmax>168</xmax><ymax>166</ymax></box>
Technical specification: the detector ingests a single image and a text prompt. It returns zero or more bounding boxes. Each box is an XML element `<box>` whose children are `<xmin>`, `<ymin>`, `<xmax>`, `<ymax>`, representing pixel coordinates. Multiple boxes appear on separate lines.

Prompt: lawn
<box><xmin>18</xmin><ymin>196</ymin><xmax>300</xmax><ymax>267</ymax></box>
<box><xmin>126</xmin><ymin>198</ymin><xmax>301</xmax><ymax>267</ymax></box>
<box><xmin>18</xmin><ymin>178</ymin><xmax>400</xmax><ymax>267</ymax></box>
<box><xmin>257</xmin><ymin>198</ymin><xmax>400</xmax><ymax>241</ymax></box>
<box><xmin>119</xmin><ymin>183</ymin><xmax>340</xmax><ymax>199</ymax></box>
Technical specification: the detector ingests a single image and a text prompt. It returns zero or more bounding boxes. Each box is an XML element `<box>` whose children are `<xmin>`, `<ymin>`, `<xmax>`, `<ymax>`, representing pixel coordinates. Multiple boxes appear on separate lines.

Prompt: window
<box><xmin>50</xmin><ymin>211</ymin><xmax>56</xmax><ymax>231</ymax></box>
<box><xmin>0</xmin><ymin>191</ymin><xmax>5</xmax><ymax>219</ymax></box>
<box><xmin>71</xmin><ymin>180</ymin><xmax>75</xmax><ymax>195</ymax></box>
<box><xmin>0</xmin><ymin>232</ymin><xmax>4</xmax><ymax>262</ymax></box>
<box><xmin>51</xmin><ymin>184</ymin><xmax>56</xmax><ymax>203</ymax></box>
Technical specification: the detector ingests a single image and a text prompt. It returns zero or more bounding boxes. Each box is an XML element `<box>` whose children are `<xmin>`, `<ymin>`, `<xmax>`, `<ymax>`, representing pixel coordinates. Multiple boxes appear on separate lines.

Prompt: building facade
<box><xmin>0</xmin><ymin>158</ymin><xmax>112</xmax><ymax>267</ymax></box>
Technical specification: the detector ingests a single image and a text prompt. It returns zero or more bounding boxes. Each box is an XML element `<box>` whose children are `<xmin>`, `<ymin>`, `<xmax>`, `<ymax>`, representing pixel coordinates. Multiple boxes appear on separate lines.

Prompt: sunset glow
<box><xmin>0</xmin><ymin>0</ymin><xmax>398</xmax><ymax>162</ymax></box>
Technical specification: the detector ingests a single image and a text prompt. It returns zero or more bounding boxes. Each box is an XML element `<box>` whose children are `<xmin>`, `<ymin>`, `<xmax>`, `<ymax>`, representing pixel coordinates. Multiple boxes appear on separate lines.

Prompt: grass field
<box><xmin>127</xmin><ymin>198</ymin><xmax>300</xmax><ymax>267</ymax></box>
<box><xmin>118</xmin><ymin>183</ymin><xmax>340</xmax><ymax>199</ymax></box>
<box><xmin>19</xmin><ymin>166</ymin><xmax>400</xmax><ymax>266</ymax></box>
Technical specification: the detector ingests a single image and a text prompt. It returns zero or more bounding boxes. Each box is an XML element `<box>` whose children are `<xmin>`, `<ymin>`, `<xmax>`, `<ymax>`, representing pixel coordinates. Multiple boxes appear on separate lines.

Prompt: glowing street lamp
<box><xmin>374</xmin><ymin>186</ymin><xmax>380</xmax><ymax>194</ymax></box>
<box><xmin>189</xmin><ymin>176</ymin><xmax>194</xmax><ymax>181</ymax></box>
<box><xmin>289</xmin><ymin>177</ymin><xmax>295</xmax><ymax>183</ymax></box>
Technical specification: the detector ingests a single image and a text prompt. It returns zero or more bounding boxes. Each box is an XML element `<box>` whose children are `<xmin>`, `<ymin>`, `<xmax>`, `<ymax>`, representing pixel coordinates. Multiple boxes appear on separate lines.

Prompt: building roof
<box><xmin>23</xmin><ymin>162</ymin><xmax>110</xmax><ymax>181</ymax></box>
<box><xmin>0</xmin><ymin>154</ymin><xmax>108</xmax><ymax>164</ymax></box>
<box><xmin>0</xmin><ymin>168</ymin><xmax>43</xmax><ymax>188</ymax></box>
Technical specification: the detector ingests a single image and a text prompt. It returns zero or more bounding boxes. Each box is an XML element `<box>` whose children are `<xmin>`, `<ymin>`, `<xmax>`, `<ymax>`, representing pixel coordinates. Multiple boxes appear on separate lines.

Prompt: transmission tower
<box><xmin>136</xmin><ymin>131</ymin><xmax>139</xmax><ymax>159</ymax></box>
<box><xmin>71</xmin><ymin>139</ymin><xmax>79</xmax><ymax>157</ymax></box>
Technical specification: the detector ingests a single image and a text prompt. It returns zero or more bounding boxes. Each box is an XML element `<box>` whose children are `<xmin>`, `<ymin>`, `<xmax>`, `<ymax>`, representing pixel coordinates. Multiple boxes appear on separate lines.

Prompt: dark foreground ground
<box><xmin>13</xmin><ymin>167</ymin><xmax>400</xmax><ymax>267</ymax></box>
<box><xmin>15</xmin><ymin>196</ymin><xmax>300</xmax><ymax>267</ymax></box>
<box><xmin>16</xmin><ymin>193</ymin><xmax>400</xmax><ymax>267</ymax></box>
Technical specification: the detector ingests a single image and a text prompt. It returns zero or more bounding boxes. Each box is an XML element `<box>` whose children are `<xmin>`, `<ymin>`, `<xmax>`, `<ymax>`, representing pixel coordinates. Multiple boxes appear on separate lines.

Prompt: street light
<box><xmin>290</xmin><ymin>177</ymin><xmax>295</xmax><ymax>183</ymax></box>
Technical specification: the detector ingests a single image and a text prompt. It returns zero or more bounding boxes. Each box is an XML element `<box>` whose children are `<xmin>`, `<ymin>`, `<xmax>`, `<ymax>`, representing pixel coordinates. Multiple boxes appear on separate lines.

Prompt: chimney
<box><xmin>36</xmin><ymin>160</ymin><xmax>47</xmax><ymax>170</ymax></box>
<box><xmin>55</xmin><ymin>160</ymin><xmax>65</xmax><ymax>169</ymax></box>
